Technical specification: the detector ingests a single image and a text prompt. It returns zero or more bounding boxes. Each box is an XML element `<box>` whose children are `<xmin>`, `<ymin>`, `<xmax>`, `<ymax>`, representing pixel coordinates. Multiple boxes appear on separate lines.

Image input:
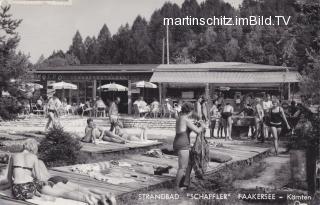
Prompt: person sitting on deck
<box><xmin>150</xmin><ymin>98</ymin><xmax>160</xmax><ymax>118</ymax></box>
<box><xmin>133</xmin><ymin>96</ymin><xmax>150</xmax><ymax>118</ymax></box>
<box><xmin>0</xmin><ymin>138</ymin><xmax>115</xmax><ymax>205</ymax></box>
<box><xmin>94</xmin><ymin>96</ymin><xmax>107</xmax><ymax>117</ymax></box>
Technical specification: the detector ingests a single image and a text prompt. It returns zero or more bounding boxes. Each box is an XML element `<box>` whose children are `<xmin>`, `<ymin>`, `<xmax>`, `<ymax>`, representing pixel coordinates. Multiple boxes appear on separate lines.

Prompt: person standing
<box><xmin>253</xmin><ymin>97</ymin><xmax>264</xmax><ymax>141</ymax></box>
<box><xmin>268</xmin><ymin>99</ymin><xmax>290</xmax><ymax>155</ymax></box>
<box><xmin>262</xmin><ymin>94</ymin><xmax>272</xmax><ymax>139</ymax></box>
<box><xmin>194</xmin><ymin>96</ymin><xmax>203</xmax><ymax>121</ymax></box>
<box><xmin>221</xmin><ymin>102</ymin><xmax>234</xmax><ymax>140</ymax></box>
<box><xmin>201</xmin><ymin>98</ymin><xmax>209</xmax><ymax>122</ymax></box>
<box><xmin>209</xmin><ymin>100</ymin><xmax>219</xmax><ymax>138</ymax></box>
<box><xmin>173</xmin><ymin>102</ymin><xmax>205</xmax><ymax>190</ymax></box>
<box><xmin>45</xmin><ymin>94</ymin><xmax>61</xmax><ymax>131</ymax></box>
<box><xmin>108</xmin><ymin>97</ymin><xmax>120</xmax><ymax>132</ymax></box>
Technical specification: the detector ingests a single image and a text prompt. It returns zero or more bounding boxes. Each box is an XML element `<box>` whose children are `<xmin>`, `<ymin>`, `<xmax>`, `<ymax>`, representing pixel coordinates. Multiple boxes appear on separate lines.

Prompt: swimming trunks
<box><xmin>12</xmin><ymin>179</ymin><xmax>43</xmax><ymax>201</ymax></box>
<box><xmin>221</xmin><ymin>112</ymin><xmax>232</xmax><ymax>120</ymax></box>
<box><xmin>173</xmin><ymin>132</ymin><xmax>190</xmax><ymax>152</ymax></box>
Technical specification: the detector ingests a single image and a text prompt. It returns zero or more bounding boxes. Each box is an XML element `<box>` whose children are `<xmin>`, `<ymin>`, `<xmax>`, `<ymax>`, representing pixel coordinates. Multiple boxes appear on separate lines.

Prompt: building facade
<box><xmin>35</xmin><ymin>62</ymin><xmax>300</xmax><ymax>114</ymax></box>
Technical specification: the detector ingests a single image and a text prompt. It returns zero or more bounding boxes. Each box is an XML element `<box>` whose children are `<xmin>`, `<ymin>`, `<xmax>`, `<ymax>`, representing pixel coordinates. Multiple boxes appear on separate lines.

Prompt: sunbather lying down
<box><xmin>0</xmin><ymin>138</ymin><xmax>116</xmax><ymax>205</ymax></box>
<box><xmin>82</xmin><ymin>118</ymin><xmax>147</xmax><ymax>144</ymax></box>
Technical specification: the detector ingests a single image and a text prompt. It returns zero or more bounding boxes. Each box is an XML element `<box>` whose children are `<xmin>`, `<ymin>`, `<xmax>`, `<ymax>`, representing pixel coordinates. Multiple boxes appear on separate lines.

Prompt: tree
<box><xmin>68</xmin><ymin>31</ymin><xmax>86</xmax><ymax>64</ymax></box>
<box><xmin>0</xmin><ymin>5</ymin><xmax>32</xmax><ymax>97</ymax></box>
<box><xmin>97</xmin><ymin>24</ymin><xmax>112</xmax><ymax>64</ymax></box>
<box><xmin>129</xmin><ymin>16</ymin><xmax>154</xmax><ymax>63</ymax></box>
<box><xmin>84</xmin><ymin>36</ymin><xmax>99</xmax><ymax>64</ymax></box>
<box><xmin>111</xmin><ymin>24</ymin><xmax>132</xmax><ymax>64</ymax></box>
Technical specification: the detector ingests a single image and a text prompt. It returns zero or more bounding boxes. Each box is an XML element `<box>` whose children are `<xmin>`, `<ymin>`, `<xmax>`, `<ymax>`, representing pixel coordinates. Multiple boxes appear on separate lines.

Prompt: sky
<box><xmin>8</xmin><ymin>0</ymin><xmax>243</xmax><ymax>63</ymax></box>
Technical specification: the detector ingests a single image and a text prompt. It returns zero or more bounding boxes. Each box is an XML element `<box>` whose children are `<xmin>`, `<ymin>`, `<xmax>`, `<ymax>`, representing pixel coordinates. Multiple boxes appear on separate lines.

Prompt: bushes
<box><xmin>38</xmin><ymin>126</ymin><xmax>87</xmax><ymax>167</ymax></box>
<box><xmin>0</xmin><ymin>96</ymin><xmax>23</xmax><ymax>120</ymax></box>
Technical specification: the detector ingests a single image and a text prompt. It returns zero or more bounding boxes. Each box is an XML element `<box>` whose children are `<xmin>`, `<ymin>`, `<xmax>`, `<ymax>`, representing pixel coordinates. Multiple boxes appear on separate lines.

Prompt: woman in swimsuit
<box><xmin>221</xmin><ymin>103</ymin><xmax>234</xmax><ymax>140</ymax></box>
<box><xmin>269</xmin><ymin>99</ymin><xmax>290</xmax><ymax>155</ymax></box>
<box><xmin>173</xmin><ymin>102</ymin><xmax>205</xmax><ymax>190</ymax></box>
<box><xmin>4</xmin><ymin>139</ymin><xmax>115</xmax><ymax>205</ymax></box>
<box><xmin>6</xmin><ymin>139</ymin><xmax>44</xmax><ymax>201</ymax></box>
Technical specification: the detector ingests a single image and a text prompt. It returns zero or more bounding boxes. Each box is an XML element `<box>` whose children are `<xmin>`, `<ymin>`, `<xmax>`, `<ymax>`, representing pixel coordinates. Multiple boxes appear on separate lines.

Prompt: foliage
<box><xmin>68</xmin><ymin>31</ymin><xmax>86</xmax><ymax>63</ymax></box>
<box><xmin>37</xmin><ymin>50</ymin><xmax>80</xmax><ymax>67</ymax></box>
<box><xmin>0</xmin><ymin>96</ymin><xmax>23</xmax><ymax>120</ymax></box>
<box><xmin>40</xmin><ymin>0</ymin><xmax>318</xmax><ymax>73</ymax></box>
<box><xmin>38</xmin><ymin>126</ymin><xmax>85</xmax><ymax>167</ymax></box>
<box><xmin>0</xmin><ymin>6</ymin><xmax>31</xmax><ymax>96</ymax></box>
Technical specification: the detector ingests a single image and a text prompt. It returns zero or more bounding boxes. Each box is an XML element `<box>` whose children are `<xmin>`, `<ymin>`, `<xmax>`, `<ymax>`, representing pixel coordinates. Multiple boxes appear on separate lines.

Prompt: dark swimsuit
<box><xmin>221</xmin><ymin>112</ymin><xmax>232</xmax><ymax>120</ymax></box>
<box><xmin>11</xmin><ymin>166</ymin><xmax>43</xmax><ymax>201</ymax></box>
<box><xmin>269</xmin><ymin>108</ymin><xmax>283</xmax><ymax>128</ymax></box>
<box><xmin>173</xmin><ymin>128</ymin><xmax>191</xmax><ymax>152</ymax></box>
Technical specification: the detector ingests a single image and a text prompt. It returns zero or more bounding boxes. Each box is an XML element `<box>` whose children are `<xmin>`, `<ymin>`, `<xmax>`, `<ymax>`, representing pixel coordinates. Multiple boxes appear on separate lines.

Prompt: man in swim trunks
<box><xmin>221</xmin><ymin>102</ymin><xmax>234</xmax><ymax>140</ymax></box>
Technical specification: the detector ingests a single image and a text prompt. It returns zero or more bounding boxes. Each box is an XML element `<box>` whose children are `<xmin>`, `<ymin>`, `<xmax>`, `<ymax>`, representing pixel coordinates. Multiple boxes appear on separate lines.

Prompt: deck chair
<box><xmin>96</xmin><ymin>107</ymin><xmax>106</xmax><ymax>117</ymax></box>
<box><xmin>31</xmin><ymin>103</ymin><xmax>44</xmax><ymax>116</ymax></box>
<box><xmin>81</xmin><ymin>105</ymin><xmax>92</xmax><ymax>117</ymax></box>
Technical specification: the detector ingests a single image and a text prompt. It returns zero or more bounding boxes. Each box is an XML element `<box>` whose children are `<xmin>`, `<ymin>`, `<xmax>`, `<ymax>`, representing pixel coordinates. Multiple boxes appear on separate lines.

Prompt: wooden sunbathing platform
<box><xmin>80</xmin><ymin>140</ymin><xmax>163</xmax><ymax>157</ymax></box>
<box><xmin>0</xmin><ymin>131</ymin><xmax>163</xmax><ymax>157</ymax></box>
<box><xmin>0</xmin><ymin>141</ymin><xmax>271</xmax><ymax>205</ymax></box>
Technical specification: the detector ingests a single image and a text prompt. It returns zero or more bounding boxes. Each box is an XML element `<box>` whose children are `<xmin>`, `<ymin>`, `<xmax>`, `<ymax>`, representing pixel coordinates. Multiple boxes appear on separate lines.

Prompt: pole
<box><xmin>166</xmin><ymin>24</ymin><xmax>169</xmax><ymax>64</ymax></box>
<box><xmin>162</xmin><ymin>38</ymin><xmax>165</xmax><ymax>64</ymax></box>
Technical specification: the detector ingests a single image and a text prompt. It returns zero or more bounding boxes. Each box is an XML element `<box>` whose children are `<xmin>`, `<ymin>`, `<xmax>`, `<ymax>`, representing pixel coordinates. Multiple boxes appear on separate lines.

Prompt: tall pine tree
<box><xmin>68</xmin><ymin>31</ymin><xmax>86</xmax><ymax>64</ymax></box>
<box><xmin>97</xmin><ymin>24</ymin><xmax>112</xmax><ymax>64</ymax></box>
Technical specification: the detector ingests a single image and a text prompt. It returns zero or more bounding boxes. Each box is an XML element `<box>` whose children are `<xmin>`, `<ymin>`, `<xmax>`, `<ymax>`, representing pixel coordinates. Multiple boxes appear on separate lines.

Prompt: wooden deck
<box><xmin>0</xmin><ymin>141</ymin><xmax>272</xmax><ymax>205</ymax></box>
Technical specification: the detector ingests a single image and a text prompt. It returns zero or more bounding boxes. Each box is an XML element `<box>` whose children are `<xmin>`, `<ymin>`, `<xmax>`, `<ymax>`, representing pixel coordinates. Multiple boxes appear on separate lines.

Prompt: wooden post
<box><xmin>288</xmin><ymin>82</ymin><xmax>291</xmax><ymax>100</ymax></box>
<box><xmin>128</xmin><ymin>80</ymin><xmax>132</xmax><ymax>115</ymax></box>
<box><xmin>159</xmin><ymin>83</ymin><xmax>162</xmax><ymax>104</ymax></box>
<box><xmin>205</xmin><ymin>83</ymin><xmax>210</xmax><ymax>101</ymax></box>
<box><xmin>166</xmin><ymin>24</ymin><xmax>169</xmax><ymax>64</ymax></box>
<box><xmin>68</xmin><ymin>89</ymin><xmax>71</xmax><ymax>104</ymax></box>
<box><xmin>93</xmin><ymin>79</ymin><xmax>97</xmax><ymax>100</ymax></box>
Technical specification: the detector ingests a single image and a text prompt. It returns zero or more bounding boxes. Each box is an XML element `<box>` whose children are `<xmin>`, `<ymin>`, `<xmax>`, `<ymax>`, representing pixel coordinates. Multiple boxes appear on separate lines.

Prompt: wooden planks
<box><xmin>0</xmin><ymin>142</ymin><xmax>271</xmax><ymax>205</ymax></box>
<box><xmin>80</xmin><ymin>141</ymin><xmax>163</xmax><ymax>154</ymax></box>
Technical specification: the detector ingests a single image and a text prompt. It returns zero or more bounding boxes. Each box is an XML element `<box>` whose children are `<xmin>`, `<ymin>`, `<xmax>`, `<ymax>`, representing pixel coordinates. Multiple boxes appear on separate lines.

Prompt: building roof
<box><xmin>157</xmin><ymin>62</ymin><xmax>295</xmax><ymax>72</ymax></box>
<box><xmin>35</xmin><ymin>62</ymin><xmax>295</xmax><ymax>74</ymax></box>
<box><xmin>35</xmin><ymin>64</ymin><xmax>158</xmax><ymax>73</ymax></box>
<box><xmin>150</xmin><ymin>71</ymin><xmax>300</xmax><ymax>84</ymax></box>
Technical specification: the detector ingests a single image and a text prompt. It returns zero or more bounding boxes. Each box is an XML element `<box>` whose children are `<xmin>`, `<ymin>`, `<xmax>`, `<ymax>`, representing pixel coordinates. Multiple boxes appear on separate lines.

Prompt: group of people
<box><xmin>209</xmin><ymin>94</ymin><xmax>298</xmax><ymax>154</ymax></box>
<box><xmin>172</xmin><ymin>93</ymin><xmax>308</xmax><ymax>190</ymax></box>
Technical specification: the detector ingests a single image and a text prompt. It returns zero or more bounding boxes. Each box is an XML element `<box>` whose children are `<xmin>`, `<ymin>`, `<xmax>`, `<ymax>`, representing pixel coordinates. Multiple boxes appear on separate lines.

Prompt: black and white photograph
<box><xmin>0</xmin><ymin>0</ymin><xmax>319</xmax><ymax>204</ymax></box>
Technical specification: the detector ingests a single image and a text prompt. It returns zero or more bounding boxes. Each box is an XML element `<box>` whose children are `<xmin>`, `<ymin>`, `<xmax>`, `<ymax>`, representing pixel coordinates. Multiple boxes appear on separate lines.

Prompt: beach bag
<box><xmin>190</xmin><ymin>131</ymin><xmax>209</xmax><ymax>179</ymax></box>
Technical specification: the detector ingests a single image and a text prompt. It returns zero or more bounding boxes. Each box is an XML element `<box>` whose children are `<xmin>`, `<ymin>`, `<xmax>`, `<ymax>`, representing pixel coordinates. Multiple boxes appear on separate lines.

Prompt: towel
<box><xmin>0</xmin><ymin>189</ymin><xmax>87</xmax><ymax>205</ymax></box>
<box><xmin>209</xmin><ymin>151</ymin><xmax>232</xmax><ymax>163</ymax></box>
<box><xmin>127</xmin><ymin>140</ymin><xmax>158</xmax><ymax>145</ymax></box>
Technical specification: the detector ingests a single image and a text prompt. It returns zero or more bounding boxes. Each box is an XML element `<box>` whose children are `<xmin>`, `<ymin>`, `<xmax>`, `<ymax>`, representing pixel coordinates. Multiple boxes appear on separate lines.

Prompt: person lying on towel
<box><xmin>0</xmin><ymin>138</ymin><xmax>116</xmax><ymax>205</ymax></box>
<box><xmin>113</xmin><ymin>121</ymin><xmax>148</xmax><ymax>142</ymax></box>
<box><xmin>82</xmin><ymin>118</ymin><xmax>147</xmax><ymax>144</ymax></box>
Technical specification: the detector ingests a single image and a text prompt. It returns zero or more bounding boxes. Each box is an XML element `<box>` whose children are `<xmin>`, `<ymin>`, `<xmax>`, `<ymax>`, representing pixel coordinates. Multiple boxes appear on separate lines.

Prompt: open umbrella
<box><xmin>97</xmin><ymin>83</ymin><xmax>128</xmax><ymax>100</ymax></box>
<box><xmin>51</xmin><ymin>81</ymin><xmax>77</xmax><ymax>90</ymax></box>
<box><xmin>132</xmin><ymin>81</ymin><xmax>157</xmax><ymax>89</ymax></box>
<box><xmin>97</xmin><ymin>83</ymin><xmax>128</xmax><ymax>91</ymax></box>
<box><xmin>50</xmin><ymin>81</ymin><xmax>77</xmax><ymax>100</ymax></box>
<box><xmin>132</xmin><ymin>81</ymin><xmax>157</xmax><ymax>100</ymax></box>
<box><xmin>26</xmin><ymin>82</ymin><xmax>43</xmax><ymax>90</ymax></box>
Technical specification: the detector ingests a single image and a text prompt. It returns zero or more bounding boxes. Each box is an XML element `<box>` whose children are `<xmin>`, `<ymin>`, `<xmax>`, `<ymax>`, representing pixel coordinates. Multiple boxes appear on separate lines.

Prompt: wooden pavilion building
<box><xmin>34</xmin><ymin>62</ymin><xmax>300</xmax><ymax>114</ymax></box>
